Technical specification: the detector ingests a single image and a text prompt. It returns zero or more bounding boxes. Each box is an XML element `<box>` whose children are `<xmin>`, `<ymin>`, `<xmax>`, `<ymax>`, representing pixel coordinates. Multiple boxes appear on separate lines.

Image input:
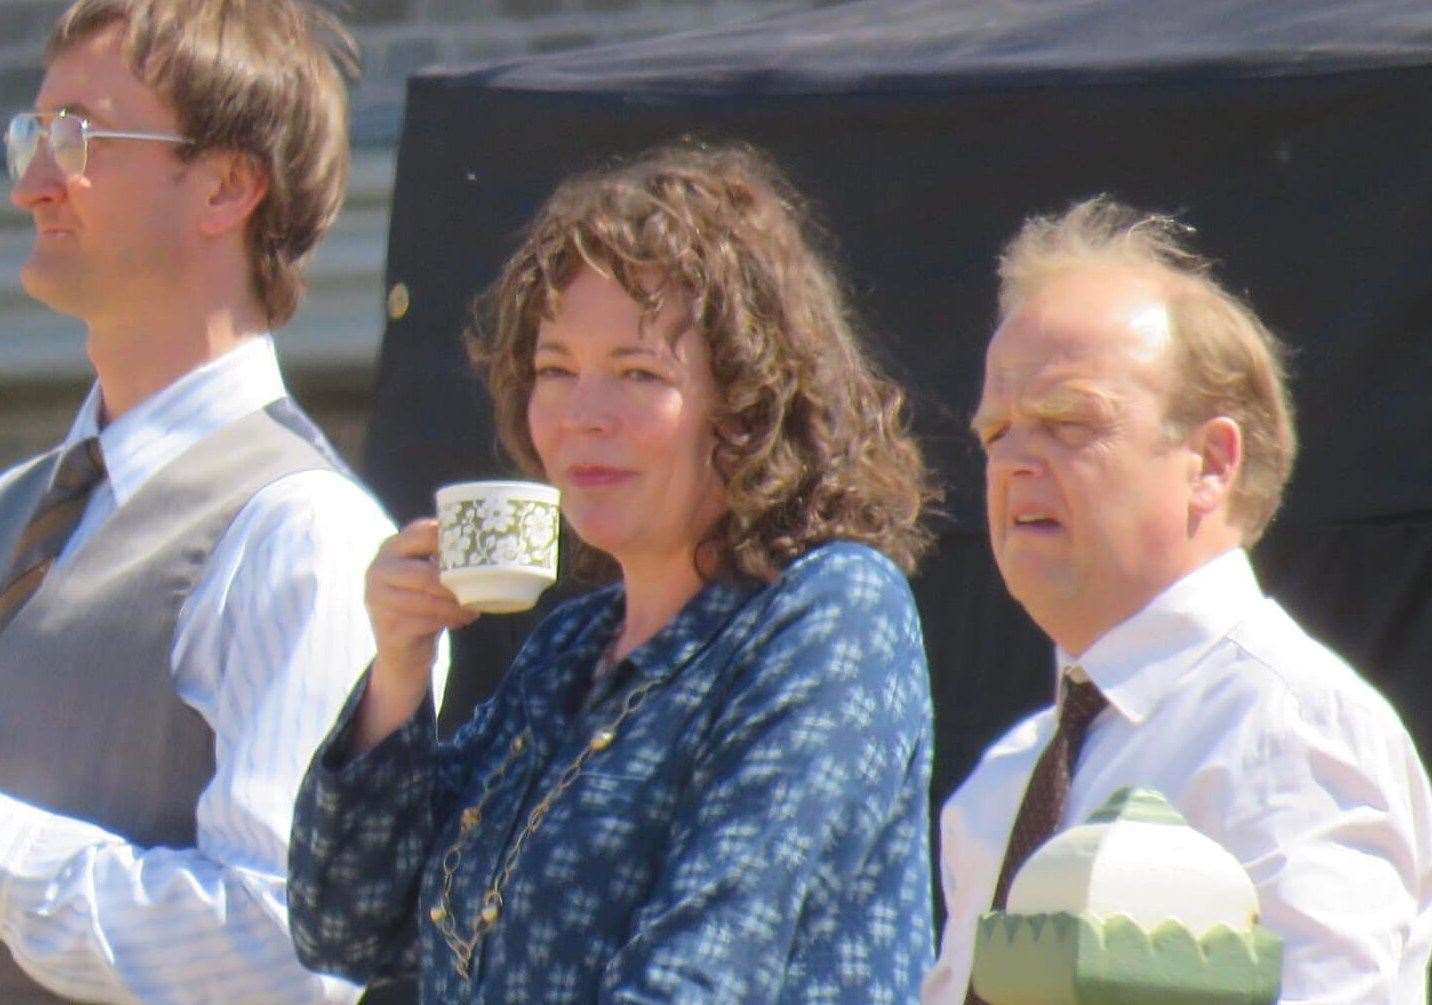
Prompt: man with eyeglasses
<box><xmin>0</xmin><ymin>1</ymin><xmax>402</xmax><ymax>1001</ymax></box>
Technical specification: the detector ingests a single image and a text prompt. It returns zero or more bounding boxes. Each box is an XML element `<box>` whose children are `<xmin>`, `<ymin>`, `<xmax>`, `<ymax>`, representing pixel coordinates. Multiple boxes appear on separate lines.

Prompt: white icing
<box><xmin>1007</xmin><ymin>817</ymin><xmax>1259</xmax><ymax>935</ymax></box>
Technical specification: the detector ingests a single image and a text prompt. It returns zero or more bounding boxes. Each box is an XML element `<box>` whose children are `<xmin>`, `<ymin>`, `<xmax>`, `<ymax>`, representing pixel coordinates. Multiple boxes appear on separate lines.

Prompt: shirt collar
<box><xmin>620</xmin><ymin>575</ymin><xmax>757</xmax><ymax>684</ymax></box>
<box><xmin>63</xmin><ymin>336</ymin><xmax>286</xmax><ymax>507</ymax></box>
<box><xmin>519</xmin><ymin>575</ymin><xmax>757</xmax><ymax>738</ymax></box>
<box><xmin>1055</xmin><ymin>548</ymin><xmax>1263</xmax><ymax>724</ymax></box>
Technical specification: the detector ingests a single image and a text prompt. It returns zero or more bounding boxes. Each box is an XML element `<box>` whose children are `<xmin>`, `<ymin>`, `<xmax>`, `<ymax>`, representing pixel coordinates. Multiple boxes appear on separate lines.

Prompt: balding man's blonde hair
<box><xmin>998</xmin><ymin>197</ymin><xmax>1296</xmax><ymax>543</ymax></box>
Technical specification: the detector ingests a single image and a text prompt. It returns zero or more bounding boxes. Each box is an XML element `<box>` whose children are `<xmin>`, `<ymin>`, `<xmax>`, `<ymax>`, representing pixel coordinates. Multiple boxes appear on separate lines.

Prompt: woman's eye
<box><xmin>533</xmin><ymin>364</ymin><xmax>572</xmax><ymax>379</ymax></box>
<box><xmin>623</xmin><ymin>367</ymin><xmax>663</xmax><ymax>383</ymax></box>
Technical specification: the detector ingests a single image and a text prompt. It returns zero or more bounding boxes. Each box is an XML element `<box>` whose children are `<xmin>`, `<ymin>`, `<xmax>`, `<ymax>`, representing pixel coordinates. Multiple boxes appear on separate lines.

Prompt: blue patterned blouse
<box><xmin>289</xmin><ymin>541</ymin><xmax>934</xmax><ymax>1002</ymax></box>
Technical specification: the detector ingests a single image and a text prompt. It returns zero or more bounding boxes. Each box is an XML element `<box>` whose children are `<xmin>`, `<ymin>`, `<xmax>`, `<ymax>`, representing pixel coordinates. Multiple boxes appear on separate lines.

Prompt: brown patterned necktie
<box><xmin>965</xmin><ymin>669</ymin><xmax>1106</xmax><ymax>1005</ymax></box>
<box><xmin>0</xmin><ymin>437</ymin><xmax>106</xmax><ymax>633</ymax></box>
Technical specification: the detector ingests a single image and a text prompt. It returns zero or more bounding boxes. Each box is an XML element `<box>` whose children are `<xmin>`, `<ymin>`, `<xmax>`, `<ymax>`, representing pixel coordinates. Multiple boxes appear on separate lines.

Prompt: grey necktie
<box><xmin>0</xmin><ymin>437</ymin><xmax>106</xmax><ymax>632</ymax></box>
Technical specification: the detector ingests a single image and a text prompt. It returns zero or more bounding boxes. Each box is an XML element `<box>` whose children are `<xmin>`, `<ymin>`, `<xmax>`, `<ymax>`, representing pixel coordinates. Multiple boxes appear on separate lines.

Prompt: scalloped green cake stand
<box><xmin>970</xmin><ymin>787</ymin><xmax>1283</xmax><ymax>1004</ymax></box>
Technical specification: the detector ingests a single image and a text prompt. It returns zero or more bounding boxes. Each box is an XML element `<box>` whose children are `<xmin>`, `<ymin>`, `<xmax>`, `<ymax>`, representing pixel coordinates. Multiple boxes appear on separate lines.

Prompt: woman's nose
<box><xmin>559</xmin><ymin>375</ymin><xmax>616</xmax><ymax>433</ymax></box>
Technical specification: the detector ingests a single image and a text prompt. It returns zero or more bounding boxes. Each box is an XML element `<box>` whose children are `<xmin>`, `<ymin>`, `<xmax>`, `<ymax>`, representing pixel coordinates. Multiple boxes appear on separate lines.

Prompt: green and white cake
<box><xmin>971</xmin><ymin>787</ymin><xmax>1282</xmax><ymax>1004</ymax></box>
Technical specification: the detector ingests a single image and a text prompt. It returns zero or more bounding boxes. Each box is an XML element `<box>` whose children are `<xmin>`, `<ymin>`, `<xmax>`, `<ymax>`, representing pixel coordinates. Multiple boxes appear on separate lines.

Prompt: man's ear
<box><xmin>1189</xmin><ymin>415</ymin><xmax>1242</xmax><ymax>515</ymax></box>
<box><xmin>196</xmin><ymin>150</ymin><xmax>269</xmax><ymax>238</ymax></box>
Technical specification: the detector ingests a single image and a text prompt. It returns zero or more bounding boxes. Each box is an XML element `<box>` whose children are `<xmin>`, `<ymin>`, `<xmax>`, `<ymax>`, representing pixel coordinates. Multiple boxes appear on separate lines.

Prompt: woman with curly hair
<box><xmin>288</xmin><ymin>143</ymin><xmax>939</xmax><ymax>1002</ymax></box>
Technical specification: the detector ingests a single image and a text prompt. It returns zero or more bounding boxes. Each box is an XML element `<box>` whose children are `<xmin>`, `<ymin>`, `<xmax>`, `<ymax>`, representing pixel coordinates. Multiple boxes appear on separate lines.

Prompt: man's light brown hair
<box><xmin>49</xmin><ymin>0</ymin><xmax>358</xmax><ymax>326</ymax></box>
<box><xmin>997</xmin><ymin>196</ymin><xmax>1297</xmax><ymax>543</ymax></box>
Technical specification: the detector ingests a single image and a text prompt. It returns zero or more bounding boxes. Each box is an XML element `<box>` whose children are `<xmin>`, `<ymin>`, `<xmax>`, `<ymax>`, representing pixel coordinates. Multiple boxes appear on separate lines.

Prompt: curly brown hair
<box><xmin>471</xmin><ymin>142</ymin><xmax>936</xmax><ymax>579</ymax></box>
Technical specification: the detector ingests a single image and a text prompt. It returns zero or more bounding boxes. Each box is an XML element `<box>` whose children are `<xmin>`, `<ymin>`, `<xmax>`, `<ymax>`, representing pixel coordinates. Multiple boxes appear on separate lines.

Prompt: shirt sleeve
<box><xmin>0</xmin><ymin>470</ymin><xmax>399</xmax><ymax>1003</ymax></box>
<box><xmin>922</xmin><ymin>870</ymin><xmax>968</xmax><ymax>1005</ymax></box>
<box><xmin>1207</xmin><ymin>681</ymin><xmax>1432</xmax><ymax>1005</ymax></box>
<box><xmin>601</xmin><ymin>546</ymin><xmax>936</xmax><ymax>1004</ymax></box>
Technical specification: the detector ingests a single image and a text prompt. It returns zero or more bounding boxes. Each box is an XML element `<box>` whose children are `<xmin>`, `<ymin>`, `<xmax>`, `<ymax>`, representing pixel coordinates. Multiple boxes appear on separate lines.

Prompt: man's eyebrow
<box><xmin>969</xmin><ymin>404</ymin><xmax>1000</xmax><ymax>436</ymax></box>
<box><xmin>1026</xmin><ymin>383</ymin><xmax>1120</xmax><ymax>421</ymax></box>
<box><xmin>38</xmin><ymin>101</ymin><xmax>95</xmax><ymax>119</ymax></box>
<box><xmin>968</xmin><ymin>383</ymin><xmax>1119</xmax><ymax>435</ymax></box>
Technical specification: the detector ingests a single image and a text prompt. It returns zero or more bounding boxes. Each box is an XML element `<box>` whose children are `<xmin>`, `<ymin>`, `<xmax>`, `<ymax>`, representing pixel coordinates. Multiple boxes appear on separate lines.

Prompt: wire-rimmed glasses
<box><xmin>6</xmin><ymin>109</ymin><xmax>189</xmax><ymax>184</ymax></box>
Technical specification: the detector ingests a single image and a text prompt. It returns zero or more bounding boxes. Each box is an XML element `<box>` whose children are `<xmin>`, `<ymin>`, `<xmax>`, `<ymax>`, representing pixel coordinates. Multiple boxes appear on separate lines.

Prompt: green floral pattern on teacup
<box><xmin>439</xmin><ymin>496</ymin><xmax>559</xmax><ymax>572</ymax></box>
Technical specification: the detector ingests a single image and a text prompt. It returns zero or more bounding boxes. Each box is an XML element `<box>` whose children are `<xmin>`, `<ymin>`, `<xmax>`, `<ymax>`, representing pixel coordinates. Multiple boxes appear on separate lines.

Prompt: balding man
<box><xmin>924</xmin><ymin>198</ymin><xmax>1432</xmax><ymax>1004</ymax></box>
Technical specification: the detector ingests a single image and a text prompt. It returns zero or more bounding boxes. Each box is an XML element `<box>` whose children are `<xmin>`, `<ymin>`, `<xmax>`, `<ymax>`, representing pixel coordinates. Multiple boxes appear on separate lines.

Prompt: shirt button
<box><xmin>511</xmin><ymin>734</ymin><xmax>526</xmax><ymax>754</ymax></box>
<box><xmin>386</xmin><ymin>281</ymin><xmax>410</xmax><ymax>320</ymax></box>
<box><xmin>460</xmin><ymin>807</ymin><xmax>480</xmax><ymax>833</ymax></box>
<box><xmin>590</xmin><ymin>728</ymin><xmax>616</xmax><ymax>751</ymax></box>
<box><xmin>429</xmin><ymin>905</ymin><xmax>447</xmax><ymax>923</ymax></box>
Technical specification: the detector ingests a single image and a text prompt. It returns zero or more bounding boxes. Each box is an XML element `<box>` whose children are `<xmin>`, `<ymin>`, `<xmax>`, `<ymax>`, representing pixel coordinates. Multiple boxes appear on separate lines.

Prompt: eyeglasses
<box><xmin>5</xmin><ymin>109</ymin><xmax>189</xmax><ymax>184</ymax></box>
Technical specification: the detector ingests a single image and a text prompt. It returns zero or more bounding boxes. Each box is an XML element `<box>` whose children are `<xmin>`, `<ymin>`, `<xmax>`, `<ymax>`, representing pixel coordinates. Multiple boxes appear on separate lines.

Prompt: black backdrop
<box><xmin>362</xmin><ymin>0</ymin><xmax>1432</xmax><ymax>939</ymax></box>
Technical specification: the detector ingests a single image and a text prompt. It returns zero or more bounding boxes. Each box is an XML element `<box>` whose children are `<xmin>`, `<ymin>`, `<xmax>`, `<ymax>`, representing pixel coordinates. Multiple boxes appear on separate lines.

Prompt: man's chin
<box><xmin>997</xmin><ymin>559</ymin><xmax>1080</xmax><ymax>611</ymax></box>
<box><xmin>19</xmin><ymin>261</ymin><xmax>89</xmax><ymax>320</ymax></box>
<box><xmin>995</xmin><ymin>541</ymin><xmax>1070</xmax><ymax>580</ymax></box>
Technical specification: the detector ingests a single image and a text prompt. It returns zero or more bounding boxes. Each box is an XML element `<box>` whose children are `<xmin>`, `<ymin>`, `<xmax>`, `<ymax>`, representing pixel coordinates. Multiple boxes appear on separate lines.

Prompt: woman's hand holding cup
<box><xmin>354</xmin><ymin>518</ymin><xmax>476</xmax><ymax>754</ymax></box>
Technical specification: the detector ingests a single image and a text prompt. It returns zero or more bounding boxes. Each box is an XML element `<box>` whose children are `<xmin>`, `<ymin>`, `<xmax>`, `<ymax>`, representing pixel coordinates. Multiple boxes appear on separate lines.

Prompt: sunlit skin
<box><xmin>11</xmin><ymin>22</ymin><xmax>268</xmax><ymax>422</ymax></box>
<box><xmin>354</xmin><ymin>266</ymin><xmax>729</xmax><ymax>753</ymax></box>
<box><xmin>973</xmin><ymin>266</ymin><xmax>1243</xmax><ymax>656</ymax></box>
<box><xmin>527</xmin><ymin>265</ymin><xmax>728</xmax><ymax>648</ymax></box>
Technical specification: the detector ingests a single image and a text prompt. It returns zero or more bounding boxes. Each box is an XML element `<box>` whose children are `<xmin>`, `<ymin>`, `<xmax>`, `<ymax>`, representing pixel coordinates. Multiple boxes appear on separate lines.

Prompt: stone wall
<box><xmin>0</xmin><ymin>0</ymin><xmax>825</xmax><ymax>471</ymax></box>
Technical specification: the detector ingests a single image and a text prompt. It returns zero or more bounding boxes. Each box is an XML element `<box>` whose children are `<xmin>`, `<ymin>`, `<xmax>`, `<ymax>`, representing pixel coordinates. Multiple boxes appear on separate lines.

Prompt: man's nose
<box><xmin>9</xmin><ymin>141</ymin><xmax>64</xmax><ymax>211</ymax></box>
<box><xmin>985</xmin><ymin>428</ymin><xmax>1043</xmax><ymax>477</ymax></box>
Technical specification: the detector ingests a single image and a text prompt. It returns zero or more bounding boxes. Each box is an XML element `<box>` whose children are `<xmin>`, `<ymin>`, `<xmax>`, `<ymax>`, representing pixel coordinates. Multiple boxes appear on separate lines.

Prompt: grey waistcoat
<box><xmin>0</xmin><ymin>400</ymin><xmax>349</xmax><ymax>1001</ymax></box>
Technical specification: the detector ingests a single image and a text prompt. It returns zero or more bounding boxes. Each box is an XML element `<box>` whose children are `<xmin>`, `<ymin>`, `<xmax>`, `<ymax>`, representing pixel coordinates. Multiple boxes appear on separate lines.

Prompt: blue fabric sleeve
<box><xmin>287</xmin><ymin>672</ymin><xmax>447</xmax><ymax>984</ymax></box>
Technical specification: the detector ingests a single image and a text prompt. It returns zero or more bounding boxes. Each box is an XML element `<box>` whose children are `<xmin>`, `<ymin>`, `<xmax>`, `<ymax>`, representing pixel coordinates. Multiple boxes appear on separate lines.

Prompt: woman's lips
<box><xmin>566</xmin><ymin>465</ymin><xmax>636</xmax><ymax>488</ymax></box>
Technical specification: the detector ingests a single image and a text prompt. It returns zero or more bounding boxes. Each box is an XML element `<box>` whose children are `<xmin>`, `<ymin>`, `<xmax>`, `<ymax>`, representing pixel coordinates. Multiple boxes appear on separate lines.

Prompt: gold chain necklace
<box><xmin>430</xmin><ymin>673</ymin><xmax>663</xmax><ymax>979</ymax></box>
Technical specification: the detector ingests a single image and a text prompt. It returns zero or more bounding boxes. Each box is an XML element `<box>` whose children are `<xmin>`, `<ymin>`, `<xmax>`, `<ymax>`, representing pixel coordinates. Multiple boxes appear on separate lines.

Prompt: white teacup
<box><xmin>435</xmin><ymin>480</ymin><xmax>560</xmax><ymax>614</ymax></box>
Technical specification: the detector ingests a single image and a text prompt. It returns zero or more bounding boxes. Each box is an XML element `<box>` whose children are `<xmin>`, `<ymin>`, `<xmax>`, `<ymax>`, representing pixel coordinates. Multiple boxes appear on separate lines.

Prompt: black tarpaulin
<box><xmin>362</xmin><ymin>0</ymin><xmax>1432</xmax><ymax>937</ymax></box>
<box><xmin>475</xmin><ymin>0</ymin><xmax>1432</xmax><ymax>91</ymax></box>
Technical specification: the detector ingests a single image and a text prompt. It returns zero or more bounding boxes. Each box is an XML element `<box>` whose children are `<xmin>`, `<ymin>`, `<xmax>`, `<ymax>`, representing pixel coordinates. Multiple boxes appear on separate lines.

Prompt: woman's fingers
<box><xmin>371</xmin><ymin>555</ymin><xmax>452</xmax><ymax>600</ymax></box>
<box><xmin>365</xmin><ymin>518</ymin><xmax>477</xmax><ymax>659</ymax></box>
<box><xmin>369</xmin><ymin>519</ymin><xmax>454</xmax><ymax>601</ymax></box>
<box><xmin>379</xmin><ymin>518</ymin><xmax>440</xmax><ymax>559</ymax></box>
<box><xmin>369</xmin><ymin>579</ymin><xmax>471</xmax><ymax>629</ymax></box>
<box><xmin>355</xmin><ymin>518</ymin><xmax>477</xmax><ymax>752</ymax></box>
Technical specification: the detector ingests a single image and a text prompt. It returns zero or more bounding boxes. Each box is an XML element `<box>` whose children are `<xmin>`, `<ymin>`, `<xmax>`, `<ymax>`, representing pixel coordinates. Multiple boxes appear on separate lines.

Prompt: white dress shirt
<box><xmin>924</xmin><ymin>548</ymin><xmax>1432</xmax><ymax>1005</ymax></box>
<box><xmin>0</xmin><ymin>337</ymin><xmax>404</xmax><ymax>1003</ymax></box>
